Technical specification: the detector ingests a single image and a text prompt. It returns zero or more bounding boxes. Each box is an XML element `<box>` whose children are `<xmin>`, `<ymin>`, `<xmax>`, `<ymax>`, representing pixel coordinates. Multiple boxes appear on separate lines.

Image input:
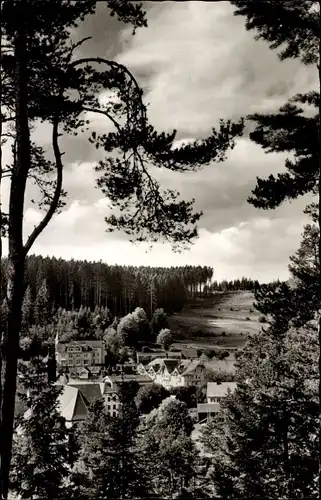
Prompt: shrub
<box><xmin>259</xmin><ymin>315</ymin><xmax>267</xmax><ymax>323</ymax></box>
<box><xmin>217</xmin><ymin>350</ymin><xmax>229</xmax><ymax>360</ymax></box>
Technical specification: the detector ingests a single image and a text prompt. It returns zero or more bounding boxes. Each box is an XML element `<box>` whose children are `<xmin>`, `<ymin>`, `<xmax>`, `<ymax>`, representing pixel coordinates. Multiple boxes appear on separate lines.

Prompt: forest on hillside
<box><xmin>1</xmin><ymin>255</ymin><xmax>256</xmax><ymax>318</ymax></box>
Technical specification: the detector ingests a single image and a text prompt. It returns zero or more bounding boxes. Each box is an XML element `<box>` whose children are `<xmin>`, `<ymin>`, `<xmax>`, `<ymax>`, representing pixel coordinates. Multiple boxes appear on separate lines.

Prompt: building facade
<box><xmin>138</xmin><ymin>358</ymin><xmax>208</xmax><ymax>389</ymax></box>
<box><xmin>55</xmin><ymin>336</ymin><xmax>106</xmax><ymax>370</ymax></box>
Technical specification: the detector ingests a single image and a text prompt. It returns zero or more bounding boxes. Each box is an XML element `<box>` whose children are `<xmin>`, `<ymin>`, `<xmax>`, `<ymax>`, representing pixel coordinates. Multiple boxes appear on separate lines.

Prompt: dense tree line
<box><xmin>0</xmin><ymin>256</ymin><xmax>216</xmax><ymax>317</ymax></box>
<box><xmin>1</xmin><ymin>255</ymin><xmax>257</xmax><ymax>322</ymax></box>
<box><xmin>209</xmin><ymin>277</ymin><xmax>257</xmax><ymax>292</ymax></box>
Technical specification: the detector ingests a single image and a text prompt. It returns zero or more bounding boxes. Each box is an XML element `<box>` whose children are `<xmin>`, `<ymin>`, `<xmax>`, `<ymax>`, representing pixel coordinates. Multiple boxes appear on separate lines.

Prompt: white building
<box><xmin>206</xmin><ymin>382</ymin><xmax>237</xmax><ymax>403</ymax></box>
<box><xmin>138</xmin><ymin>358</ymin><xmax>208</xmax><ymax>389</ymax></box>
<box><xmin>55</xmin><ymin>335</ymin><xmax>105</xmax><ymax>370</ymax></box>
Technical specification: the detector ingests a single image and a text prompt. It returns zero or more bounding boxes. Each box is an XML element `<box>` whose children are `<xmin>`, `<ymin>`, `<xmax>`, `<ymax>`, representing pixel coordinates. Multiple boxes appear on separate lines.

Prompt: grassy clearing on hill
<box><xmin>168</xmin><ymin>291</ymin><xmax>266</xmax><ymax>350</ymax></box>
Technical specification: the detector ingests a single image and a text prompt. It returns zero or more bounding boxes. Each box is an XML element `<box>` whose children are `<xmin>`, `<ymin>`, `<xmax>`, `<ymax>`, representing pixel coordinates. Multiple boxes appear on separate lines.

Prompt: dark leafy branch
<box><xmin>61</xmin><ymin>57</ymin><xmax>244</xmax><ymax>248</ymax></box>
<box><xmin>230</xmin><ymin>0</ymin><xmax>320</xmax><ymax>65</ymax></box>
<box><xmin>247</xmin><ymin>92</ymin><xmax>319</xmax><ymax>209</ymax></box>
<box><xmin>1</xmin><ymin>3</ymin><xmax>244</xmax><ymax>253</ymax></box>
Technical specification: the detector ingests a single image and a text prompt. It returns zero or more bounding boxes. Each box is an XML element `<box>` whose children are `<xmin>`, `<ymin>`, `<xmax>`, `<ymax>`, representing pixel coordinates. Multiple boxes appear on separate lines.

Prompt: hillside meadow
<box><xmin>169</xmin><ymin>291</ymin><xmax>267</xmax><ymax>351</ymax></box>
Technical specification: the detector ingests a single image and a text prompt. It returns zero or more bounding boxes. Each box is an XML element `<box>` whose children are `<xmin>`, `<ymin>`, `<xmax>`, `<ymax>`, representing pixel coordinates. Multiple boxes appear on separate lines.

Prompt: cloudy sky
<box><xmin>2</xmin><ymin>2</ymin><xmax>317</xmax><ymax>282</ymax></box>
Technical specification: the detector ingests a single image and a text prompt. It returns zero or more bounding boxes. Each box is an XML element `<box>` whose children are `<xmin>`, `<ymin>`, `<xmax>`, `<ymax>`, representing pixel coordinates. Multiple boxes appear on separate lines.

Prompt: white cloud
<box><xmin>21</xmin><ymin>210</ymin><xmax>305</xmax><ymax>283</ymax></box>
<box><xmin>117</xmin><ymin>2</ymin><xmax>316</xmax><ymax>134</ymax></box>
<box><xmin>1</xmin><ymin>2</ymin><xmax>316</xmax><ymax>283</ymax></box>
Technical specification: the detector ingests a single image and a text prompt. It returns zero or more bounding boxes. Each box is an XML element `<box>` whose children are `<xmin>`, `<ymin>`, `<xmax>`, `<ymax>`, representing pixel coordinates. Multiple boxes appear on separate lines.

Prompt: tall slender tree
<box><xmin>34</xmin><ymin>279</ymin><xmax>49</xmax><ymax>326</ymax></box>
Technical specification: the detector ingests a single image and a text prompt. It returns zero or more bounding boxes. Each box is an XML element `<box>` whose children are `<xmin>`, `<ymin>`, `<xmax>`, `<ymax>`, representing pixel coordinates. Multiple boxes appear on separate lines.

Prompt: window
<box><xmin>113</xmin><ymin>411</ymin><xmax>117</xmax><ymax>417</ymax></box>
<box><xmin>107</xmin><ymin>404</ymin><xmax>110</xmax><ymax>410</ymax></box>
<box><xmin>84</xmin><ymin>359</ymin><xmax>88</xmax><ymax>365</ymax></box>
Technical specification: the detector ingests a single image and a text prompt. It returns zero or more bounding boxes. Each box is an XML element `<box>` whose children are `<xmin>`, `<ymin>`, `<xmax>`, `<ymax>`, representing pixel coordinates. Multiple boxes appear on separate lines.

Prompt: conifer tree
<box><xmin>207</xmin><ymin>325</ymin><xmax>318</xmax><ymax>499</ymax></box>
<box><xmin>21</xmin><ymin>285</ymin><xmax>33</xmax><ymax>329</ymax></box>
<box><xmin>10</xmin><ymin>384</ymin><xmax>72</xmax><ymax>499</ymax></box>
<box><xmin>202</xmin><ymin>214</ymin><xmax>319</xmax><ymax>498</ymax></box>
<box><xmin>73</xmin><ymin>384</ymin><xmax>147</xmax><ymax>499</ymax></box>
<box><xmin>137</xmin><ymin>397</ymin><xmax>197</xmax><ymax>497</ymax></box>
<box><xmin>34</xmin><ymin>279</ymin><xmax>50</xmax><ymax>325</ymax></box>
<box><xmin>229</xmin><ymin>4</ymin><xmax>321</xmax><ymax>496</ymax></box>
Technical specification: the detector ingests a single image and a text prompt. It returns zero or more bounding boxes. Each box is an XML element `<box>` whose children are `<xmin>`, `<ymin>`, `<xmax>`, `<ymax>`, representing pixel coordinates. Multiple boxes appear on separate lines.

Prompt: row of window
<box><xmin>208</xmin><ymin>397</ymin><xmax>222</xmax><ymax>403</ymax></box>
<box><xmin>106</xmin><ymin>396</ymin><xmax>118</xmax><ymax>402</ymax></box>
<box><xmin>107</xmin><ymin>404</ymin><xmax>119</xmax><ymax>410</ymax></box>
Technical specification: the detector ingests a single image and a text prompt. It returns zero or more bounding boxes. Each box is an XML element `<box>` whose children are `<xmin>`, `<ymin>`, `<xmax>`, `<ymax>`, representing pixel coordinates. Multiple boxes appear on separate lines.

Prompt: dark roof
<box><xmin>56</xmin><ymin>339</ymin><xmax>105</xmax><ymax>353</ymax></box>
<box><xmin>68</xmin><ymin>383</ymin><xmax>102</xmax><ymax>404</ymax></box>
<box><xmin>181</xmin><ymin>348</ymin><xmax>199</xmax><ymax>359</ymax></box>
<box><xmin>163</xmin><ymin>359</ymin><xmax>180</xmax><ymax>373</ymax></box>
<box><xmin>180</xmin><ymin>360</ymin><xmax>203</xmax><ymax>375</ymax></box>
<box><xmin>60</xmin><ymin>339</ymin><xmax>104</xmax><ymax>346</ymax></box>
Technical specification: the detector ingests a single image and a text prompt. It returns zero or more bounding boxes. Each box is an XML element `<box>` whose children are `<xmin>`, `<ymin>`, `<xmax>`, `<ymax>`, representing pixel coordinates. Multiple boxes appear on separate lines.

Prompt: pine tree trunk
<box><xmin>0</xmin><ymin>5</ymin><xmax>30</xmax><ymax>497</ymax></box>
<box><xmin>0</xmin><ymin>2</ymin><xmax>3</xmax><ymax>493</ymax></box>
<box><xmin>318</xmin><ymin>5</ymin><xmax>321</xmax><ymax>498</ymax></box>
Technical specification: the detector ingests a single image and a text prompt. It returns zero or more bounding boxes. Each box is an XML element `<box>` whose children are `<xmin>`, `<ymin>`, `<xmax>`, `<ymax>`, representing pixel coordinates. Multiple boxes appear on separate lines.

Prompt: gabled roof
<box><xmin>68</xmin><ymin>383</ymin><xmax>102</xmax><ymax>405</ymax></box>
<box><xmin>18</xmin><ymin>386</ymin><xmax>88</xmax><ymax>433</ymax></box>
<box><xmin>100</xmin><ymin>381</ymin><xmax>119</xmax><ymax>395</ymax></box>
<box><xmin>162</xmin><ymin>359</ymin><xmax>180</xmax><ymax>373</ymax></box>
<box><xmin>57</xmin><ymin>385</ymin><xmax>88</xmax><ymax>422</ymax></box>
<box><xmin>56</xmin><ymin>339</ymin><xmax>105</xmax><ymax>353</ymax></box>
<box><xmin>180</xmin><ymin>359</ymin><xmax>203</xmax><ymax>375</ymax></box>
<box><xmin>181</xmin><ymin>348</ymin><xmax>198</xmax><ymax>359</ymax></box>
<box><xmin>207</xmin><ymin>382</ymin><xmax>237</xmax><ymax>398</ymax></box>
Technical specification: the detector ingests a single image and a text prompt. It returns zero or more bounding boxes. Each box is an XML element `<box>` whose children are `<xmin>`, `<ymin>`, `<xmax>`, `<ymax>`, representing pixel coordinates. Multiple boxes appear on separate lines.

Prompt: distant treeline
<box><xmin>209</xmin><ymin>278</ymin><xmax>258</xmax><ymax>292</ymax></box>
<box><xmin>1</xmin><ymin>256</ymin><xmax>213</xmax><ymax>317</ymax></box>
<box><xmin>1</xmin><ymin>256</ymin><xmax>257</xmax><ymax>318</ymax></box>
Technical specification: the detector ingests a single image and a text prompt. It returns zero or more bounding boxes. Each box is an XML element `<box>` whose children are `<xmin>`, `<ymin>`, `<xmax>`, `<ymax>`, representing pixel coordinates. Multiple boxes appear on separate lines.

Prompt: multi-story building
<box><xmin>100</xmin><ymin>379</ymin><xmax>121</xmax><ymax>417</ymax></box>
<box><xmin>197</xmin><ymin>382</ymin><xmax>237</xmax><ymax>422</ymax></box>
<box><xmin>55</xmin><ymin>334</ymin><xmax>105</xmax><ymax>370</ymax></box>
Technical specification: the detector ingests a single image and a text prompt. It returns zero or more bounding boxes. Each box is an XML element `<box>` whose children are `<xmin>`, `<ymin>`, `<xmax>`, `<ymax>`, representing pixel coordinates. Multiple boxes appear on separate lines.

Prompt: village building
<box><xmin>55</xmin><ymin>333</ymin><xmax>106</xmax><ymax>371</ymax></box>
<box><xmin>206</xmin><ymin>382</ymin><xmax>237</xmax><ymax>403</ymax></box>
<box><xmin>196</xmin><ymin>382</ymin><xmax>237</xmax><ymax>422</ymax></box>
<box><xmin>197</xmin><ymin>402</ymin><xmax>220</xmax><ymax>422</ymax></box>
<box><xmin>138</xmin><ymin>357</ymin><xmax>208</xmax><ymax>389</ymax></box>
